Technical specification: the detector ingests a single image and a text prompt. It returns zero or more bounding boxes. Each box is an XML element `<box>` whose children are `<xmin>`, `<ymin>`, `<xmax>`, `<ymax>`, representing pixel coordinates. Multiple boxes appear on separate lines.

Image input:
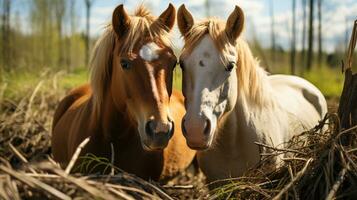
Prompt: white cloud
<box><xmin>83</xmin><ymin>0</ymin><xmax>357</xmax><ymax>53</ymax></box>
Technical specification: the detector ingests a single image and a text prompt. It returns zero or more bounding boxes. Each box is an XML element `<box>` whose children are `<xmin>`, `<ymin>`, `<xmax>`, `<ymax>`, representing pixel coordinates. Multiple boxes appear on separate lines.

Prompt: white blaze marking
<box><xmin>139</xmin><ymin>42</ymin><xmax>160</xmax><ymax>61</ymax></box>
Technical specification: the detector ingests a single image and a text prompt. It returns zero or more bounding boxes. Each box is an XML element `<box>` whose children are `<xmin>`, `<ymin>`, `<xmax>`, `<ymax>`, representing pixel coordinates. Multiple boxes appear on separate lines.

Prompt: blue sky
<box><xmin>12</xmin><ymin>0</ymin><xmax>357</xmax><ymax>52</ymax></box>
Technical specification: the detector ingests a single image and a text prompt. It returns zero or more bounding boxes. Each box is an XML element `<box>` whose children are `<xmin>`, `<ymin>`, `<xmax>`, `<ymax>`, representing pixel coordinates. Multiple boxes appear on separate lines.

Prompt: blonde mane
<box><xmin>89</xmin><ymin>6</ymin><xmax>172</xmax><ymax>120</ymax></box>
<box><xmin>182</xmin><ymin>18</ymin><xmax>271</xmax><ymax>107</ymax></box>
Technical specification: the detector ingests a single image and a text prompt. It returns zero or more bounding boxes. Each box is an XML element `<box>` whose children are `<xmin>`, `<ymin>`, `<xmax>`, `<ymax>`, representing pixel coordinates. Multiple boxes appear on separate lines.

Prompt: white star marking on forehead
<box><xmin>139</xmin><ymin>42</ymin><xmax>161</xmax><ymax>62</ymax></box>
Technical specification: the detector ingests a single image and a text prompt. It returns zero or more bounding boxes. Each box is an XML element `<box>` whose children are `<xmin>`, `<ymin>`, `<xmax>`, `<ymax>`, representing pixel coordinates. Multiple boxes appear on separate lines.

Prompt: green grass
<box><xmin>0</xmin><ymin>68</ymin><xmax>88</xmax><ymax>99</ymax></box>
<box><xmin>0</xmin><ymin>65</ymin><xmax>343</xmax><ymax>101</ymax></box>
<box><xmin>301</xmin><ymin>66</ymin><xmax>343</xmax><ymax>98</ymax></box>
<box><xmin>58</xmin><ymin>68</ymin><xmax>88</xmax><ymax>90</ymax></box>
<box><xmin>0</xmin><ymin>67</ymin><xmax>183</xmax><ymax>100</ymax></box>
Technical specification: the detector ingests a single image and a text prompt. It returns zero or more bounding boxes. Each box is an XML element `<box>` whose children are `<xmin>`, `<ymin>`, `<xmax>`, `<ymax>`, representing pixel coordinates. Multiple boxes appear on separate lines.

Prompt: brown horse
<box><xmin>52</xmin><ymin>4</ymin><xmax>195</xmax><ymax>180</ymax></box>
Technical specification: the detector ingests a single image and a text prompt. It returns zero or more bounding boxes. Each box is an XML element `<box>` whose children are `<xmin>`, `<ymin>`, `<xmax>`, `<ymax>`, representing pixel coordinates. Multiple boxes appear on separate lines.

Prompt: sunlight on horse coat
<box><xmin>177</xmin><ymin>5</ymin><xmax>327</xmax><ymax>183</ymax></box>
<box><xmin>52</xmin><ymin>4</ymin><xmax>195</xmax><ymax>180</ymax></box>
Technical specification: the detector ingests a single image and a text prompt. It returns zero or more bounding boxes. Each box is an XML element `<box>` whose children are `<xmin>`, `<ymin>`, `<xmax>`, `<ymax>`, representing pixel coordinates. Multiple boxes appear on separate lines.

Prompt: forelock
<box><xmin>119</xmin><ymin>7</ymin><xmax>172</xmax><ymax>55</ymax></box>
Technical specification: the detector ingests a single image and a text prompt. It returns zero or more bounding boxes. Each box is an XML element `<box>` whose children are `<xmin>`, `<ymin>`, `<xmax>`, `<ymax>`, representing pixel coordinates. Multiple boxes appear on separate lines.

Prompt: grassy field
<box><xmin>0</xmin><ymin>68</ymin><xmax>88</xmax><ymax>100</ymax></box>
<box><xmin>302</xmin><ymin>66</ymin><xmax>344</xmax><ymax>98</ymax></box>
<box><xmin>0</xmin><ymin>67</ymin><xmax>186</xmax><ymax>100</ymax></box>
<box><xmin>0</xmin><ymin>64</ymin><xmax>343</xmax><ymax>101</ymax></box>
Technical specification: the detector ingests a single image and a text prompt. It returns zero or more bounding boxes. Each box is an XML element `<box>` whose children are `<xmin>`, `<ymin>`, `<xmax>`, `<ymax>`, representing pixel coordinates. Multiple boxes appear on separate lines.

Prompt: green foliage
<box><xmin>302</xmin><ymin>66</ymin><xmax>343</xmax><ymax>98</ymax></box>
<box><xmin>75</xmin><ymin>153</ymin><xmax>122</xmax><ymax>174</ymax></box>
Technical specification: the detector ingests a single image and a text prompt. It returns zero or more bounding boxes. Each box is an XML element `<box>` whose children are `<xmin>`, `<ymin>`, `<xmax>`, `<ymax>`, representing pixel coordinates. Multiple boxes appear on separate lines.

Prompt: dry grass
<box><xmin>210</xmin><ymin>114</ymin><xmax>357</xmax><ymax>199</ymax></box>
<box><xmin>1</xmin><ymin>70</ymin><xmax>355</xmax><ymax>199</ymax></box>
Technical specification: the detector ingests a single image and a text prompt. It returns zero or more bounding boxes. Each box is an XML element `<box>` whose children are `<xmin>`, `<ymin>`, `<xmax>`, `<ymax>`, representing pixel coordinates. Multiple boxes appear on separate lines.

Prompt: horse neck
<box><xmin>91</xmin><ymin>89</ymin><xmax>134</xmax><ymax>142</ymax></box>
<box><xmin>216</xmin><ymin>41</ymin><xmax>280</xmax><ymax>150</ymax></box>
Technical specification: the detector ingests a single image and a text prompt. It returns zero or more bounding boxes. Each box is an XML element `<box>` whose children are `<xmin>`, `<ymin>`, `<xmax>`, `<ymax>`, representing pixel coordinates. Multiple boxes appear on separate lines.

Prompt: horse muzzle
<box><xmin>181</xmin><ymin>114</ymin><xmax>213</xmax><ymax>150</ymax></box>
<box><xmin>142</xmin><ymin>119</ymin><xmax>174</xmax><ymax>151</ymax></box>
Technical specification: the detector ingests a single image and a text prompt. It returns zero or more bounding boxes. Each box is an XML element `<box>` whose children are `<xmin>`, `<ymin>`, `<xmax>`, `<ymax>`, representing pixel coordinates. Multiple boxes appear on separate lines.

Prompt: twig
<box><xmin>255</xmin><ymin>142</ymin><xmax>307</xmax><ymax>155</ymax></box>
<box><xmin>272</xmin><ymin>158</ymin><xmax>313</xmax><ymax>200</ymax></box>
<box><xmin>52</xmin><ymin>167</ymin><xmax>117</xmax><ymax>200</ymax></box>
<box><xmin>0</xmin><ymin>174</ymin><xmax>21</xmax><ymax>200</ymax></box>
<box><xmin>26</xmin><ymin>173</ymin><xmax>59</xmax><ymax>179</ymax></box>
<box><xmin>282</xmin><ymin>157</ymin><xmax>308</xmax><ymax>162</ymax></box>
<box><xmin>65</xmin><ymin>137</ymin><xmax>90</xmax><ymax>174</ymax></box>
<box><xmin>104</xmin><ymin>183</ymin><xmax>160</xmax><ymax>199</ymax></box>
<box><xmin>162</xmin><ymin>185</ymin><xmax>194</xmax><ymax>189</ymax></box>
<box><xmin>47</xmin><ymin>156</ymin><xmax>61</xmax><ymax>167</ymax></box>
<box><xmin>344</xmin><ymin>19</ymin><xmax>357</xmax><ymax>72</ymax></box>
<box><xmin>25</xmin><ymin>81</ymin><xmax>43</xmax><ymax>120</ymax></box>
<box><xmin>288</xmin><ymin>165</ymin><xmax>299</xmax><ymax>200</ymax></box>
<box><xmin>8</xmin><ymin>143</ymin><xmax>37</xmax><ymax>174</ymax></box>
<box><xmin>4</xmin><ymin>99</ymin><xmax>48</xmax><ymax>132</ymax></box>
<box><xmin>110</xmin><ymin>142</ymin><xmax>115</xmax><ymax>175</ymax></box>
<box><xmin>337</xmin><ymin>125</ymin><xmax>357</xmax><ymax>137</ymax></box>
<box><xmin>145</xmin><ymin>181</ymin><xmax>174</xmax><ymax>200</ymax></box>
<box><xmin>107</xmin><ymin>187</ymin><xmax>136</xmax><ymax>200</ymax></box>
<box><xmin>104</xmin><ymin>143</ymin><xmax>115</xmax><ymax>183</ymax></box>
<box><xmin>0</xmin><ymin>165</ymin><xmax>70</xmax><ymax>200</ymax></box>
<box><xmin>325</xmin><ymin>167</ymin><xmax>348</xmax><ymax>200</ymax></box>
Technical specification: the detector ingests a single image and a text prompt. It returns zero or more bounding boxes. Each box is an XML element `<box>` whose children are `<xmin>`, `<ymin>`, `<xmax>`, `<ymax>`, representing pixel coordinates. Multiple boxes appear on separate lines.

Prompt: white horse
<box><xmin>177</xmin><ymin>5</ymin><xmax>327</xmax><ymax>183</ymax></box>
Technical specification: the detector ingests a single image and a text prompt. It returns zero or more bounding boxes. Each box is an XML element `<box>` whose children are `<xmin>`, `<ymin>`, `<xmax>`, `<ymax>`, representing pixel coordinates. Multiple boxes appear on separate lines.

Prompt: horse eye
<box><xmin>226</xmin><ymin>62</ymin><xmax>235</xmax><ymax>72</ymax></box>
<box><xmin>179</xmin><ymin>60</ymin><xmax>185</xmax><ymax>71</ymax></box>
<box><xmin>120</xmin><ymin>59</ymin><xmax>131</xmax><ymax>70</ymax></box>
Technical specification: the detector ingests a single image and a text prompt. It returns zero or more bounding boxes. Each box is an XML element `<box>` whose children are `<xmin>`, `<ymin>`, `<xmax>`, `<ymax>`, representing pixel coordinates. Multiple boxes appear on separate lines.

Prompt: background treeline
<box><xmin>243</xmin><ymin>0</ymin><xmax>353</xmax><ymax>75</ymax></box>
<box><xmin>0</xmin><ymin>0</ymin><xmax>94</xmax><ymax>74</ymax></box>
<box><xmin>0</xmin><ymin>0</ymin><xmax>355</xmax><ymax>98</ymax></box>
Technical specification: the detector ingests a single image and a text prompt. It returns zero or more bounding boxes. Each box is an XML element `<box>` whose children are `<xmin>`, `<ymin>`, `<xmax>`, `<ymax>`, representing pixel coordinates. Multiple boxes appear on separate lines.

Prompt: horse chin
<box><xmin>186</xmin><ymin>132</ymin><xmax>214</xmax><ymax>151</ymax></box>
<box><xmin>140</xmin><ymin>136</ymin><xmax>169</xmax><ymax>151</ymax></box>
<box><xmin>186</xmin><ymin>141</ymin><xmax>212</xmax><ymax>151</ymax></box>
<box><xmin>141</xmin><ymin>142</ymin><xmax>165</xmax><ymax>152</ymax></box>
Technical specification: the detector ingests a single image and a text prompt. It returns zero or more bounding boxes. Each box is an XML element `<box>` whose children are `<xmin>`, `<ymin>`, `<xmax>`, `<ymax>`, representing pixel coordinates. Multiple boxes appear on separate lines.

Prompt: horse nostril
<box><xmin>145</xmin><ymin>120</ymin><xmax>155</xmax><ymax>137</ymax></box>
<box><xmin>203</xmin><ymin>118</ymin><xmax>211</xmax><ymax>136</ymax></box>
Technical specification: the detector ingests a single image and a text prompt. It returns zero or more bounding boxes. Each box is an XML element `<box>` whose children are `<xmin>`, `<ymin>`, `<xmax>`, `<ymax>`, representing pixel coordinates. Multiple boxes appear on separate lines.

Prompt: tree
<box><xmin>1</xmin><ymin>0</ymin><xmax>11</xmax><ymax>71</ymax></box>
<box><xmin>66</xmin><ymin>0</ymin><xmax>76</xmax><ymax>70</ymax></box>
<box><xmin>317</xmin><ymin>0</ymin><xmax>322</xmax><ymax>67</ymax></box>
<box><xmin>290</xmin><ymin>0</ymin><xmax>296</xmax><ymax>75</ymax></box>
<box><xmin>345</xmin><ymin>17</ymin><xmax>349</xmax><ymax>54</ymax></box>
<box><xmin>306</xmin><ymin>0</ymin><xmax>314</xmax><ymax>70</ymax></box>
<box><xmin>301</xmin><ymin>0</ymin><xmax>307</xmax><ymax>72</ymax></box>
<box><xmin>31</xmin><ymin>0</ymin><xmax>51</xmax><ymax>67</ymax></box>
<box><xmin>54</xmin><ymin>0</ymin><xmax>65</xmax><ymax>67</ymax></box>
<box><xmin>84</xmin><ymin>0</ymin><xmax>94</xmax><ymax>66</ymax></box>
<box><xmin>270</xmin><ymin>0</ymin><xmax>276</xmax><ymax>64</ymax></box>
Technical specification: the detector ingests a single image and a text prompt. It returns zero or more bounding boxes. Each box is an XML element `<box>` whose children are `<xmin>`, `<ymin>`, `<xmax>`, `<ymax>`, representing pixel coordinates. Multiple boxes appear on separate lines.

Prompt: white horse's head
<box><xmin>178</xmin><ymin>5</ymin><xmax>245</xmax><ymax>150</ymax></box>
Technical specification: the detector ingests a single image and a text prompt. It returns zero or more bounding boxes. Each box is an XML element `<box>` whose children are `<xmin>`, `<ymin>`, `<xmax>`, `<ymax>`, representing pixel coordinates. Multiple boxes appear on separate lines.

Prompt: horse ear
<box><xmin>225</xmin><ymin>6</ymin><xmax>244</xmax><ymax>42</ymax></box>
<box><xmin>157</xmin><ymin>3</ymin><xmax>176</xmax><ymax>31</ymax></box>
<box><xmin>177</xmin><ymin>4</ymin><xmax>194</xmax><ymax>37</ymax></box>
<box><xmin>112</xmin><ymin>4</ymin><xmax>130</xmax><ymax>38</ymax></box>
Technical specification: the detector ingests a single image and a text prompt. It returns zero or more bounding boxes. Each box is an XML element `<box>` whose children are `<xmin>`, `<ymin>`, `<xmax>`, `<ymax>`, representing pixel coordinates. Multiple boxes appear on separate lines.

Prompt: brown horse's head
<box><xmin>90</xmin><ymin>4</ymin><xmax>177</xmax><ymax>151</ymax></box>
